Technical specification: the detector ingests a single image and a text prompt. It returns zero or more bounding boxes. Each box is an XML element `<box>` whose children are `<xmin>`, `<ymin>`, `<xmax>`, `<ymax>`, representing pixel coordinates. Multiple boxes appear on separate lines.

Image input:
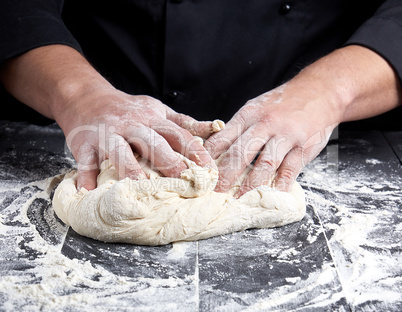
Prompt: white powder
<box><xmin>0</xmin><ymin>177</ymin><xmax>198</xmax><ymax>311</ymax></box>
<box><xmin>1</xmin><ymin>137</ymin><xmax>401</xmax><ymax>310</ymax></box>
<box><xmin>365</xmin><ymin>158</ymin><xmax>382</xmax><ymax>165</ymax></box>
<box><xmin>300</xmin><ymin>150</ymin><xmax>402</xmax><ymax>308</ymax></box>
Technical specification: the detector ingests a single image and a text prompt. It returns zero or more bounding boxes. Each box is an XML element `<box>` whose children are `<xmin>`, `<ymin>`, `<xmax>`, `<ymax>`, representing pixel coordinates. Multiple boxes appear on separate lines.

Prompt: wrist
<box><xmin>286</xmin><ymin>64</ymin><xmax>346</xmax><ymax>127</ymax></box>
<box><xmin>51</xmin><ymin>70</ymin><xmax>114</xmax><ymax>127</ymax></box>
<box><xmin>36</xmin><ymin>46</ymin><xmax>116</xmax><ymax>128</ymax></box>
<box><xmin>0</xmin><ymin>44</ymin><xmax>116</xmax><ymax>126</ymax></box>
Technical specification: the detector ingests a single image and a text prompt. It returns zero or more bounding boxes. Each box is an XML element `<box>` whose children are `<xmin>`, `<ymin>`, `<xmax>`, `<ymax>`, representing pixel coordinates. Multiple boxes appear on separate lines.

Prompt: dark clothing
<box><xmin>0</xmin><ymin>0</ymin><xmax>401</xmax><ymax>128</ymax></box>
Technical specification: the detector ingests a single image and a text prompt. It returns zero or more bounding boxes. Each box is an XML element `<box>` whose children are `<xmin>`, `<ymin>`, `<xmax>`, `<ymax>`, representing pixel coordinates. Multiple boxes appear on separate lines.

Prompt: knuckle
<box><xmin>176</xmin><ymin>113</ymin><xmax>191</xmax><ymax>122</ymax></box>
<box><xmin>256</xmin><ymin>157</ymin><xmax>277</xmax><ymax>172</ymax></box>
<box><xmin>126</xmin><ymin>122</ymin><xmax>147</xmax><ymax>136</ymax></box>
<box><xmin>204</xmin><ymin>136</ymin><xmax>219</xmax><ymax>149</ymax></box>
<box><xmin>278</xmin><ymin>166</ymin><xmax>297</xmax><ymax>183</ymax></box>
<box><xmin>205</xmin><ymin>136</ymin><xmax>232</xmax><ymax>157</ymax></box>
<box><xmin>138</xmin><ymin>94</ymin><xmax>159</xmax><ymax>104</ymax></box>
<box><xmin>148</xmin><ymin>115</ymin><xmax>165</xmax><ymax>127</ymax></box>
<box><xmin>234</xmin><ymin>113</ymin><xmax>249</xmax><ymax>127</ymax></box>
<box><xmin>285</xmin><ymin>121</ymin><xmax>301</xmax><ymax>134</ymax></box>
<box><xmin>216</xmin><ymin>152</ymin><xmax>232</xmax><ymax>169</ymax></box>
<box><xmin>240</xmin><ymin>104</ymin><xmax>254</xmax><ymax>115</ymax></box>
<box><xmin>257</xmin><ymin>112</ymin><xmax>275</xmax><ymax>125</ymax></box>
<box><xmin>219</xmin><ymin>150</ymin><xmax>244</xmax><ymax>171</ymax></box>
<box><xmin>215</xmin><ymin>176</ymin><xmax>233</xmax><ymax>192</ymax></box>
<box><xmin>231</xmin><ymin>145</ymin><xmax>246</xmax><ymax>160</ymax></box>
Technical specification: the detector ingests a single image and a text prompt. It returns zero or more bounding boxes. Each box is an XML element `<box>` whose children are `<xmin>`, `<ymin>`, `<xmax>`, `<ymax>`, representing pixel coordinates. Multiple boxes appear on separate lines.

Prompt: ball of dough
<box><xmin>52</xmin><ymin>156</ymin><xmax>306</xmax><ymax>246</ymax></box>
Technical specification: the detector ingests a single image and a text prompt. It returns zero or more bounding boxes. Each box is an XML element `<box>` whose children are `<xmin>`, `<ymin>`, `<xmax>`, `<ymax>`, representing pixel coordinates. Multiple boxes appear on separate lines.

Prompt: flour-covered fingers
<box><xmin>272</xmin><ymin>147</ymin><xmax>306</xmax><ymax>192</ymax></box>
<box><xmin>106</xmin><ymin>133</ymin><xmax>146</xmax><ymax>180</ymax></box>
<box><xmin>75</xmin><ymin>144</ymin><xmax>100</xmax><ymax>191</ymax></box>
<box><xmin>236</xmin><ymin>136</ymin><xmax>294</xmax><ymax>197</ymax></box>
<box><xmin>124</xmin><ymin>124</ymin><xmax>187</xmax><ymax>178</ymax></box>
<box><xmin>151</xmin><ymin>120</ymin><xmax>215</xmax><ymax>168</ymax></box>
<box><xmin>214</xmin><ymin>125</ymin><xmax>268</xmax><ymax>193</ymax></box>
<box><xmin>168</xmin><ymin>111</ymin><xmax>219</xmax><ymax>139</ymax></box>
<box><xmin>204</xmin><ymin>111</ymin><xmax>252</xmax><ymax>159</ymax></box>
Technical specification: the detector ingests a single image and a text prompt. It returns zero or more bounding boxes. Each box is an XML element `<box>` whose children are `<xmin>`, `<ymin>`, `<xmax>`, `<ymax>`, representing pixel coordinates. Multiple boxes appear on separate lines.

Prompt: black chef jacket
<box><xmin>0</xmin><ymin>0</ymin><xmax>401</xmax><ymax>129</ymax></box>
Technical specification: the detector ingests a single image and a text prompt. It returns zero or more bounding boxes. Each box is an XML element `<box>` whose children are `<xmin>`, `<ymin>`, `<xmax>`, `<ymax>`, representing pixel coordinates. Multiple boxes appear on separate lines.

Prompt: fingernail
<box><xmin>126</xmin><ymin>169</ymin><xmax>147</xmax><ymax>181</ymax></box>
<box><xmin>194</xmin><ymin>136</ymin><xmax>204</xmax><ymax>146</ymax></box>
<box><xmin>78</xmin><ymin>186</ymin><xmax>89</xmax><ymax>194</ymax></box>
<box><xmin>234</xmin><ymin>191</ymin><xmax>243</xmax><ymax>199</ymax></box>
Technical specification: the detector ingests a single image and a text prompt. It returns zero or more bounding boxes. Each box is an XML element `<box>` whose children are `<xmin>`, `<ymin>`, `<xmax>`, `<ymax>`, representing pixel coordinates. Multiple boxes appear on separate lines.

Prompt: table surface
<box><xmin>0</xmin><ymin>121</ymin><xmax>401</xmax><ymax>312</ymax></box>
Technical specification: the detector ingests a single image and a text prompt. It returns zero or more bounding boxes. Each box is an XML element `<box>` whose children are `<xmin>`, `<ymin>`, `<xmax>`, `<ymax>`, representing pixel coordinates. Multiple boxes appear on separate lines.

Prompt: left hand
<box><xmin>205</xmin><ymin>46</ymin><xmax>401</xmax><ymax>197</ymax></box>
<box><xmin>204</xmin><ymin>79</ymin><xmax>339</xmax><ymax>197</ymax></box>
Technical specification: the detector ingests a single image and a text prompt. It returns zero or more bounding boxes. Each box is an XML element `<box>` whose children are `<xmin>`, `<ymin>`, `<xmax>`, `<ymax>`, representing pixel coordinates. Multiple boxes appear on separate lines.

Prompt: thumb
<box><xmin>75</xmin><ymin>146</ymin><xmax>100</xmax><ymax>191</ymax></box>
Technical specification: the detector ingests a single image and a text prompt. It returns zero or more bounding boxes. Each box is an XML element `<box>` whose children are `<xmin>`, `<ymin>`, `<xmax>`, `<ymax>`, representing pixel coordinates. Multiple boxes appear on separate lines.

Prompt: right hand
<box><xmin>59</xmin><ymin>87</ymin><xmax>216</xmax><ymax>191</ymax></box>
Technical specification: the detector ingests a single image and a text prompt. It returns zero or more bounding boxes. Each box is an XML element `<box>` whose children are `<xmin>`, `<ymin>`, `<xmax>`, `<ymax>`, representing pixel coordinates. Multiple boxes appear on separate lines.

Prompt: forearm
<box><xmin>0</xmin><ymin>44</ymin><xmax>113</xmax><ymax>125</ymax></box>
<box><xmin>294</xmin><ymin>45</ymin><xmax>401</xmax><ymax>124</ymax></box>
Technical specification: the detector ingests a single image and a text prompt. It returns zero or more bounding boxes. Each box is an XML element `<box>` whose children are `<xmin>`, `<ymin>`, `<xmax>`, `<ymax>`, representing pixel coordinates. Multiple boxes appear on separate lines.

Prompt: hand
<box><xmin>61</xmin><ymin>88</ymin><xmax>216</xmax><ymax>191</ymax></box>
<box><xmin>204</xmin><ymin>81</ymin><xmax>339</xmax><ymax>196</ymax></box>
<box><xmin>205</xmin><ymin>45</ymin><xmax>401</xmax><ymax>196</ymax></box>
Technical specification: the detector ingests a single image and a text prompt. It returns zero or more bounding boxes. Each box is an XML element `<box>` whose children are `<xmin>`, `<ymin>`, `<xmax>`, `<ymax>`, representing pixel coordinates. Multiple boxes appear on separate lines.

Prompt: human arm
<box><xmin>205</xmin><ymin>44</ymin><xmax>401</xmax><ymax>195</ymax></box>
<box><xmin>205</xmin><ymin>0</ymin><xmax>402</xmax><ymax>196</ymax></box>
<box><xmin>0</xmin><ymin>44</ymin><xmax>216</xmax><ymax>190</ymax></box>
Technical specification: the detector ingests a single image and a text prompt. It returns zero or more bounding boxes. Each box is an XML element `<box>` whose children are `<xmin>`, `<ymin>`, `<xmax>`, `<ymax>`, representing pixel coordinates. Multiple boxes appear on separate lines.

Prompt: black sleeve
<box><xmin>0</xmin><ymin>0</ymin><xmax>82</xmax><ymax>65</ymax></box>
<box><xmin>345</xmin><ymin>0</ymin><xmax>402</xmax><ymax>84</ymax></box>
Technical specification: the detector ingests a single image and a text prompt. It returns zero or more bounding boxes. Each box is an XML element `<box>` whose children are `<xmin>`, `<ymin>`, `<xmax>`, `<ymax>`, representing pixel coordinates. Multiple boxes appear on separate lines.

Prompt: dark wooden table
<box><xmin>0</xmin><ymin>121</ymin><xmax>401</xmax><ymax>311</ymax></box>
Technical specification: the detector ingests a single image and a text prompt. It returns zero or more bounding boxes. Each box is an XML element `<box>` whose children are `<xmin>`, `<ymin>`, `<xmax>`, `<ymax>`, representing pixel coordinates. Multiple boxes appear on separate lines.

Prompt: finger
<box><xmin>75</xmin><ymin>144</ymin><xmax>100</xmax><ymax>191</ymax></box>
<box><xmin>168</xmin><ymin>112</ymin><xmax>220</xmax><ymax>139</ymax></box>
<box><xmin>107</xmin><ymin>133</ymin><xmax>147</xmax><ymax>180</ymax></box>
<box><xmin>214</xmin><ymin>124</ymin><xmax>268</xmax><ymax>193</ymax></box>
<box><xmin>273</xmin><ymin>147</ymin><xmax>305</xmax><ymax>192</ymax></box>
<box><xmin>124</xmin><ymin>124</ymin><xmax>188</xmax><ymax>178</ymax></box>
<box><xmin>151</xmin><ymin>120</ymin><xmax>215</xmax><ymax>168</ymax></box>
<box><xmin>236</xmin><ymin>136</ymin><xmax>294</xmax><ymax>197</ymax></box>
<box><xmin>204</xmin><ymin>112</ymin><xmax>251</xmax><ymax>159</ymax></box>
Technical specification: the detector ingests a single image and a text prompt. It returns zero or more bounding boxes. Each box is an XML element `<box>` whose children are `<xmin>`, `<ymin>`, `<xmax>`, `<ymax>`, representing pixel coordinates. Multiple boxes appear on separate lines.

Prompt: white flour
<box><xmin>0</xmin><ymin>137</ymin><xmax>401</xmax><ymax>311</ymax></box>
<box><xmin>299</xmin><ymin>148</ymin><xmax>402</xmax><ymax>309</ymax></box>
<box><xmin>0</xmin><ymin>177</ymin><xmax>198</xmax><ymax>311</ymax></box>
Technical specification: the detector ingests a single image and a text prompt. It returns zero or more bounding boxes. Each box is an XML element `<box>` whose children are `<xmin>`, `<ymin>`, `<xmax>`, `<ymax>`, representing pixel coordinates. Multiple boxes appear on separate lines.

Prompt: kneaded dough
<box><xmin>53</xmin><ymin>121</ymin><xmax>306</xmax><ymax>246</ymax></box>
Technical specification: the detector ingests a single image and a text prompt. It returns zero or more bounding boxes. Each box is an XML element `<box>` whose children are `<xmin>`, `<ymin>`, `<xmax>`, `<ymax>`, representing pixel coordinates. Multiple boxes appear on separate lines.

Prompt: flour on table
<box><xmin>52</xmin><ymin>120</ymin><xmax>306</xmax><ymax>246</ymax></box>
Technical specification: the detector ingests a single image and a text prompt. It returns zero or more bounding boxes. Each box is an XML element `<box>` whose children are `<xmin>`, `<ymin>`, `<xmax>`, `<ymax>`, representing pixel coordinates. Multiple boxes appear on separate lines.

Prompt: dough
<box><xmin>53</xmin><ymin>121</ymin><xmax>306</xmax><ymax>246</ymax></box>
